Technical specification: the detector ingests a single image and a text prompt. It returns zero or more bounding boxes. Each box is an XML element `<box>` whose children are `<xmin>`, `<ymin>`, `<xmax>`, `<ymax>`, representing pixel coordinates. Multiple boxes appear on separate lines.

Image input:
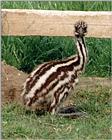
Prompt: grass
<box><xmin>2</xmin><ymin>36</ymin><xmax>111</xmax><ymax>77</ymax></box>
<box><xmin>1</xmin><ymin>1</ymin><xmax>111</xmax><ymax>77</ymax></box>
<box><xmin>1</xmin><ymin>1</ymin><xmax>111</xmax><ymax>11</ymax></box>
<box><xmin>2</xmin><ymin>86</ymin><xmax>111</xmax><ymax>139</ymax></box>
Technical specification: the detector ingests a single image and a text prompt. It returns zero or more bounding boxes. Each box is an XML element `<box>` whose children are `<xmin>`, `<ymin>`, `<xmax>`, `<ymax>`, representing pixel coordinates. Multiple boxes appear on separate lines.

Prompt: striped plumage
<box><xmin>21</xmin><ymin>21</ymin><xmax>88</xmax><ymax>114</ymax></box>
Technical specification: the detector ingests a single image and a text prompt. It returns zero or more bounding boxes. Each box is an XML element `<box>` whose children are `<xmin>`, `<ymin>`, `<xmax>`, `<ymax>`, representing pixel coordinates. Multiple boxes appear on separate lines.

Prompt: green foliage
<box><xmin>2</xmin><ymin>36</ymin><xmax>111</xmax><ymax>77</ymax></box>
<box><xmin>1</xmin><ymin>1</ymin><xmax>111</xmax><ymax>11</ymax></box>
<box><xmin>85</xmin><ymin>38</ymin><xmax>111</xmax><ymax>77</ymax></box>
<box><xmin>2</xmin><ymin>36</ymin><xmax>75</xmax><ymax>73</ymax></box>
<box><xmin>2</xmin><ymin>86</ymin><xmax>111</xmax><ymax>139</ymax></box>
<box><xmin>1</xmin><ymin>1</ymin><xmax>111</xmax><ymax>76</ymax></box>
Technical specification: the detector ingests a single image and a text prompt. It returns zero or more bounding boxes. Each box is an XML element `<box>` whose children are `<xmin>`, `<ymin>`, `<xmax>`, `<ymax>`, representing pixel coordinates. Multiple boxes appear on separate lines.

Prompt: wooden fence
<box><xmin>1</xmin><ymin>9</ymin><xmax>112</xmax><ymax>38</ymax></box>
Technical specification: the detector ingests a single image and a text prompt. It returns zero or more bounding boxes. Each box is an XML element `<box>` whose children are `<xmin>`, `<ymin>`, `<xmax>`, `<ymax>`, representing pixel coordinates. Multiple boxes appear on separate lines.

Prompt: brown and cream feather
<box><xmin>21</xmin><ymin>21</ymin><xmax>88</xmax><ymax>114</ymax></box>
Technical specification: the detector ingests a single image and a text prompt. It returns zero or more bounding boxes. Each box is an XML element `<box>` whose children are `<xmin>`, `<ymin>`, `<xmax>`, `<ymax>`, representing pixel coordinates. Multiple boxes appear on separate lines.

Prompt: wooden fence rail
<box><xmin>1</xmin><ymin>9</ymin><xmax>112</xmax><ymax>38</ymax></box>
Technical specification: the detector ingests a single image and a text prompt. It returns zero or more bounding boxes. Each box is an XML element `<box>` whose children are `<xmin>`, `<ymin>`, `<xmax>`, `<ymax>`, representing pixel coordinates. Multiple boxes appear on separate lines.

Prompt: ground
<box><xmin>2</xmin><ymin>62</ymin><xmax>27</xmax><ymax>105</ymax></box>
<box><xmin>2</xmin><ymin>62</ymin><xmax>111</xmax><ymax>139</ymax></box>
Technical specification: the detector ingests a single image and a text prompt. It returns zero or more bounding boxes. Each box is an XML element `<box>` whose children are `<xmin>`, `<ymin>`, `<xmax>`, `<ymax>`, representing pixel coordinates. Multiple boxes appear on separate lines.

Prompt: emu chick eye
<box><xmin>83</xmin><ymin>27</ymin><xmax>87</xmax><ymax>32</ymax></box>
